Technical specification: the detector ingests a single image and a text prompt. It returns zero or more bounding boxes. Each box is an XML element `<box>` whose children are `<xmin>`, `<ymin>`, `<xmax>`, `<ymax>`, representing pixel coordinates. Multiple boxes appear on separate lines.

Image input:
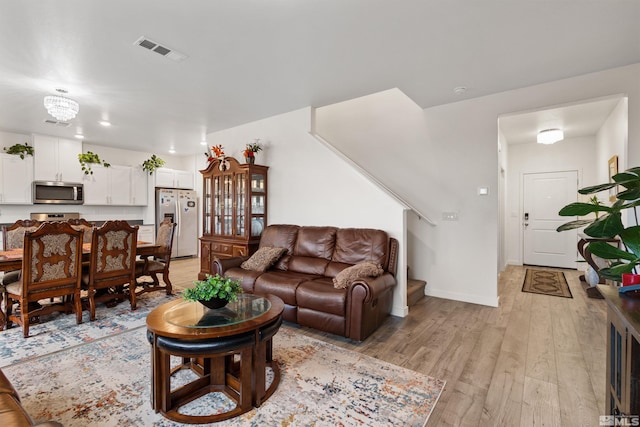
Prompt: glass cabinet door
<box><xmin>223</xmin><ymin>174</ymin><xmax>233</xmax><ymax>235</ymax></box>
<box><xmin>203</xmin><ymin>178</ymin><xmax>212</xmax><ymax>234</ymax></box>
<box><xmin>250</xmin><ymin>173</ymin><xmax>266</xmax><ymax>236</ymax></box>
<box><xmin>213</xmin><ymin>176</ymin><xmax>221</xmax><ymax>234</ymax></box>
<box><xmin>235</xmin><ymin>173</ymin><xmax>246</xmax><ymax>236</ymax></box>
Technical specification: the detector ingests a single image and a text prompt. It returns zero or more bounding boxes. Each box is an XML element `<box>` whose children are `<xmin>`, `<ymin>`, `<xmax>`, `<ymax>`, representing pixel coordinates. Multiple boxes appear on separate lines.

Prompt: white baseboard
<box><xmin>424</xmin><ymin>288</ymin><xmax>499</xmax><ymax>307</ymax></box>
<box><xmin>391</xmin><ymin>305</ymin><xmax>409</xmax><ymax>317</ymax></box>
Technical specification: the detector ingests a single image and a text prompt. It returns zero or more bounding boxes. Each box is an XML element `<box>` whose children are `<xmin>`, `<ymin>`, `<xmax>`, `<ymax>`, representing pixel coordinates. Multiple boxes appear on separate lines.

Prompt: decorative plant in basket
<box><xmin>142</xmin><ymin>154</ymin><xmax>165</xmax><ymax>175</ymax></box>
<box><xmin>3</xmin><ymin>142</ymin><xmax>34</xmax><ymax>159</ymax></box>
<box><xmin>182</xmin><ymin>274</ymin><xmax>243</xmax><ymax>309</ymax></box>
<box><xmin>557</xmin><ymin>166</ymin><xmax>640</xmax><ymax>281</ymax></box>
<box><xmin>78</xmin><ymin>151</ymin><xmax>110</xmax><ymax>175</ymax></box>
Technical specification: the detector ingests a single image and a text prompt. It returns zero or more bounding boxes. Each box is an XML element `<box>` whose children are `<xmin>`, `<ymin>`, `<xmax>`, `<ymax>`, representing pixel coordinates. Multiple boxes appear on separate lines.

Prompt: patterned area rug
<box><xmin>522</xmin><ymin>268</ymin><xmax>573</xmax><ymax>298</ymax></box>
<box><xmin>1</xmin><ymin>297</ymin><xmax>445</xmax><ymax>426</ymax></box>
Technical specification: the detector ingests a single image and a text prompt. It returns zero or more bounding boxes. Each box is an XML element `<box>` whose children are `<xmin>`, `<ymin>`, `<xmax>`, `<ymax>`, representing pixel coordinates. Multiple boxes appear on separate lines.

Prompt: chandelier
<box><xmin>43</xmin><ymin>90</ymin><xmax>79</xmax><ymax>121</ymax></box>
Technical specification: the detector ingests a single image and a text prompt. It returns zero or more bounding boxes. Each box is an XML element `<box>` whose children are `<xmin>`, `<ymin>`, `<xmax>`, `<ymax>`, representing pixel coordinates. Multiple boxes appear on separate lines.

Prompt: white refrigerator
<box><xmin>156</xmin><ymin>188</ymin><xmax>198</xmax><ymax>258</ymax></box>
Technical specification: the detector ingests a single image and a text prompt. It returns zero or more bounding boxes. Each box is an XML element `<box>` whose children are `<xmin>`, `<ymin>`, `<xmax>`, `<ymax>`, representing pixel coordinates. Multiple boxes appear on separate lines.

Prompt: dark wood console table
<box><xmin>598</xmin><ymin>285</ymin><xmax>640</xmax><ymax>418</ymax></box>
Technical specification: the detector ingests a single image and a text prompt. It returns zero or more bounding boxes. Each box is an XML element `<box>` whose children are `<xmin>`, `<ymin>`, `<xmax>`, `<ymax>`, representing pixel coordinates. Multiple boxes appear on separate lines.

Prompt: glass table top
<box><xmin>163</xmin><ymin>294</ymin><xmax>271</xmax><ymax>328</ymax></box>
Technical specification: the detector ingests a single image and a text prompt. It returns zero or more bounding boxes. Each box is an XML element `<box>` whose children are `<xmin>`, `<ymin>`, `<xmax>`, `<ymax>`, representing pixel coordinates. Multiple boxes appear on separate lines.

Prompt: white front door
<box><xmin>523</xmin><ymin>171</ymin><xmax>578</xmax><ymax>269</ymax></box>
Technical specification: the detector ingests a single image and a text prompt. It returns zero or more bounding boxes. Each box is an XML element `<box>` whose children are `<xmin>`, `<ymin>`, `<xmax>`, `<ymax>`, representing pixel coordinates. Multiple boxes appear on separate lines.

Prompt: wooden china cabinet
<box><xmin>199</xmin><ymin>156</ymin><xmax>268</xmax><ymax>279</ymax></box>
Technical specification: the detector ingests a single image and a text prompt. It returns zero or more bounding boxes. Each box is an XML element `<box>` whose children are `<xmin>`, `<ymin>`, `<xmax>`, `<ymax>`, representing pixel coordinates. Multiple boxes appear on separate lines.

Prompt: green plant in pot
<box><xmin>557</xmin><ymin>166</ymin><xmax>640</xmax><ymax>281</ymax></box>
<box><xmin>182</xmin><ymin>274</ymin><xmax>243</xmax><ymax>309</ymax></box>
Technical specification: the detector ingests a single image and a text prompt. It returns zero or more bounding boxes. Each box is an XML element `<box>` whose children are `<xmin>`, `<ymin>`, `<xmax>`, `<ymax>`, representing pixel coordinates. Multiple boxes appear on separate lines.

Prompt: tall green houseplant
<box><xmin>557</xmin><ymin>166</ymin><xmax>640</xmax><ymax>281</ymax></box>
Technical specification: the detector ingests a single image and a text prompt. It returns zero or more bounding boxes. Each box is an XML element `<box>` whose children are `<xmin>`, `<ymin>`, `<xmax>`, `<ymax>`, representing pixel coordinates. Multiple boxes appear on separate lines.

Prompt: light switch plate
<box><xmin>442</xmin><ymin>212</ymin><xmax>458</xmax><ymax>221</ymax></box>
<box><xmin>478</xmin><ymin>187</ymin><xmax>489</xmax><ymax>196</ymax></box>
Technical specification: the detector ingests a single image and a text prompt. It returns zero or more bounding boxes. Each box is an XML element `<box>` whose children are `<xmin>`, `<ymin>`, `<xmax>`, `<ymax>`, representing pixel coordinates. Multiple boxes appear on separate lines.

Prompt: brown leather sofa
<box><xmin>0</xmin><ymin>368</ymin><xmax>62</xmax><ymax>427</ymax></box>
<box><xmin>213</xmin><ymin>224</ymin><xmax>398</xmax><ymax>341</ymax></box>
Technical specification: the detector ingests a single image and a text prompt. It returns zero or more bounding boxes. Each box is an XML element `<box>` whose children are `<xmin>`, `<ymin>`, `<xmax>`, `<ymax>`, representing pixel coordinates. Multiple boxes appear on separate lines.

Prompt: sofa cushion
<box><xmin>254</xmin><ymin>271</ymin><xmax>319</xmax><ymax>306</ymax></box>
<box><xmin>287</xmin><ymin>256</ymin><xmax>330</xmax><ymax>276</ymax></box>
<box><xmin>332</xmin><ymin>228</ymin><xmax>389</xmax><ymax>268</ymax></box>
<box><xmin>240</xmin><ymin>246</ymin><xmax>287</xmax><ymax>272</ymax></box>
<box><xmin>333</xmin><ymin>262</ymin><xmax>384</xmax><ymax>289</ymax></box>
<box><xmin>297</xmin><ymin>278</ymin><xmax>346</xmax><ymax>316</ymax></box>
<box><xmin>293</xmin><ymin>227</ymin><xmax>337</xmax><ymax>259</ymax></box>
<box><xmin>259</xmin><ymin>225</ymin><xmax>298</xmax><ymax>254</ymax></box>
<box><xmin>224</xmin><ymin>267</ymin><xmax>263</xmax><ymax>293</ymax></box>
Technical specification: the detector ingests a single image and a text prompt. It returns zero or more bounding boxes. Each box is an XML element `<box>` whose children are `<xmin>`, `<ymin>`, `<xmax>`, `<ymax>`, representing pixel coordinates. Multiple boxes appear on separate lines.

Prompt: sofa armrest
<box><xmin>212</xmin><ymin>256</ymin><xmax>248</xmax><ymax>276</ymax></box>
<box><xmin>348</xmin><ymin>273</ymin><xmax>396</xmax><ymax>304</ymax></box>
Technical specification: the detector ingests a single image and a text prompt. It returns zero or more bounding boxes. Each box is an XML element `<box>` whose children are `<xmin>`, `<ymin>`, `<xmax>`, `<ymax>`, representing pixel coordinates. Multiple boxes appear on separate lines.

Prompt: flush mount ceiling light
<box><xmin>537</xmin><ymin>128</ymin><xmax>564</xmax><ymax>145</ymax></box>
<box><xmin>43</xmin><ymin>89</ymin><xmax>79</xmax><ymax>121</ymax></box>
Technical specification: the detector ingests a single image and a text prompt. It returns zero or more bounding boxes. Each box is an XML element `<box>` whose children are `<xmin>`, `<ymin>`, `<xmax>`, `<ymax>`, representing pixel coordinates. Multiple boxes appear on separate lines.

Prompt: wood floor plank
<box><xmin>520</xmin><ymin>376</ymin><xmax>561</xmax><ymax>427</ymax></box>
<box><xmin>556</xmin><ymin>350</ymin><xmax>602</xmax><ymax>427</ymax></box>
<box><xmin>525</xmin><ymin>295</ymin><xmax>558</xmax><ymax>384</ymax></box>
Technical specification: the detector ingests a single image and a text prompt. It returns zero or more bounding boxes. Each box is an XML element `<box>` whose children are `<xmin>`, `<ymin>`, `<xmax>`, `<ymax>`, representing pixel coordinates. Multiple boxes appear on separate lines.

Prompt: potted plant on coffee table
<box><xmin>182</xmin><ymin>274</ymin><xmax>243</xmax><ymax>309</ymax></box>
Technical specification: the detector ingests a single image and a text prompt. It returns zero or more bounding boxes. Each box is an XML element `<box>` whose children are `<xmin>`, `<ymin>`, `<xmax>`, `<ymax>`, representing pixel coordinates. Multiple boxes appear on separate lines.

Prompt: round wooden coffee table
<box><xmin>146</xmin><ymin>293</ymin><xmax>284</xmax><ymax>424</ymax></box>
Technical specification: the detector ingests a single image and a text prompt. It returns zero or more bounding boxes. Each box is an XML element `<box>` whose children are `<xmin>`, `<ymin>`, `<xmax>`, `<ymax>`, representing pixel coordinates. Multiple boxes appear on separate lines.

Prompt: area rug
<box><xmin>2</xmin><ymin>325</ymin><xmax>445</xmax><ymax>426</ymax></box>
<box><xmin>522</xmin><ymin>268</ymin><xmax>573</xmax><ymax>298</ymax></box>
<box><xmin>0</xmin><ymin>291</ymin><xmax>177</xmax><ymax>367</ymax></box>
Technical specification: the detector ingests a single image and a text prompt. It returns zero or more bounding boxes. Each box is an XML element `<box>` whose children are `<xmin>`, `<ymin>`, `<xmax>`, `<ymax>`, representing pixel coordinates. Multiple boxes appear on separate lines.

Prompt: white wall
<box><xmin>505</xmin><ymin>136</ymin><xmax>598</xmax><ymax>265</ymax></box>
<box><xmin>596</xmin><ymin>98</ymin><xmax>629</xmax><ymax>184</ymax></box>
<box><xmin>205</xmin><ymin>107</ymin><xmax>409</xmax><ymax>316</ymax></box>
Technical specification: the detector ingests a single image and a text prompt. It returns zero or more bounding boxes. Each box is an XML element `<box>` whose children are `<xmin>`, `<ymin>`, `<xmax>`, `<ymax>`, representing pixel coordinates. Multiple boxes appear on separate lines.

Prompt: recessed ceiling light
<box><xmin>74</xmin><ymin>134</ymin><xmax>84</xmax><ymax>139</ymax></box>
<box><xmin>453</xmin><ymin>86</ymin><xmax>467</xmax><ymax>95</ymax></box>
<box><xmin>99</xmin><ymin>120</ymin><xmax>111</xmax><ymax>127</ymax></box>
<box><xmin>200</xmin><ymin>141</ymin><xmax>207</xmax><ymax>146</ymax></box>
<box><xmin>168</xmin><ymin>148</ymin><xmax>176</xmax><ymax>154</ymax></box>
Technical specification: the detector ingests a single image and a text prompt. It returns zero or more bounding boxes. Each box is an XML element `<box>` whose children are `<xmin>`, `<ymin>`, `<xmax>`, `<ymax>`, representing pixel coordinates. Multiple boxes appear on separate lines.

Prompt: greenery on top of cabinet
<box><xmin>78</xmin><ymin>151</ymin><xmax>111</xmax><ymax>175</ymax></box>
<box><xmin>4</xmin><ymin>142</ymin><xmax>34</xmax><ymax>159</ymax></box>
<box><xmin>142</xmin><ymin>154</ymin><xmax>166</xmax><ymax>175</ymax></box>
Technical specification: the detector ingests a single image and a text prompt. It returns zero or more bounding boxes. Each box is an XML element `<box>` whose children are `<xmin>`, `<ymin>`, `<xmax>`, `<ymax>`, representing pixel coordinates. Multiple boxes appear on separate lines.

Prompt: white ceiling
<box><xmin>499</xmin><ymin>95</ymin><xmax>623</xmax><ymax>145</ymax></box>
<box><xmin>1</xmin><ymin>1</ymin><xmax>639</xmax><ymax>155</ymax></box>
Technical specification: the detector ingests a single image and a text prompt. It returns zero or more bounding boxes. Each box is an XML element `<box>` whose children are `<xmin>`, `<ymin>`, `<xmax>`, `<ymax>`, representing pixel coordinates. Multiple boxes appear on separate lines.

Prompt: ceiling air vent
<box><xmin>44</xmin><ymin>119</ymin><xmax>71</xmax><ymax>127</ymax></box>
<box><xmin>133</xmin><ymin>36</ymin><xmax>188</xmax><ymax>62</ymax></box>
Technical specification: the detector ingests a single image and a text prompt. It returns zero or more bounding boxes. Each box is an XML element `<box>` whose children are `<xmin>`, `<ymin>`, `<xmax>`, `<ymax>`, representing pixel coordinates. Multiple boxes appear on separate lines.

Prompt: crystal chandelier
<box><xmin>43</xmin><ymin>89</ymin><xmax>79</xmax><ymax>121</ymax></box>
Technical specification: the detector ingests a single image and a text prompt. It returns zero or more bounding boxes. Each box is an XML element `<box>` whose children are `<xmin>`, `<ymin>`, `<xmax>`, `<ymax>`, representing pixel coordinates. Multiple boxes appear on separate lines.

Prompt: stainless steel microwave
<box><xmin>32</xmin><ymin>181</ymin><xmax>84</xmax><ymax>204</ymax></box>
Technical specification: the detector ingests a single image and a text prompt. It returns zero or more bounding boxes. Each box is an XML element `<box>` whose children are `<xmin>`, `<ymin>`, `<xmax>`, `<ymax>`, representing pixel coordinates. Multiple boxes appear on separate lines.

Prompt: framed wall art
<box><xmin>609</xmin><ymin>155</ymin><xmax>618</xmax><ymax>202</ymax></box>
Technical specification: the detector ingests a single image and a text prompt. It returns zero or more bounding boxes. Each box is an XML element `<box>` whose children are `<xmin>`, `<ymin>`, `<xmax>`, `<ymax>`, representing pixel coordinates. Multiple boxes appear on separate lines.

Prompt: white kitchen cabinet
<box><xmin>175</xmin><ymin>170</ymin><xmax>193</xmax><ymax>189</ymax></box>
<box><xmin>0</xmin><ymin>153</ymin><xmax>34</xmax><ymax>204</ymax></box>
<box><xmin>33</xmin><ymin>135</ymin><xmax>83</xmax><ymax>183</ymax></box>
<box><xmin>83</xmin><ymin>165</ymin><xmax>132</xmax><ymax>205</ymax></box>
<box><xmin>131</xmin><ymin>166</ymin><xmax>148</xmax><ymax>206</ymax></box>
<box><xmin>154</xmin><ymin>167</ymin><xmax>193</xmax><ymax>189</ymax></box>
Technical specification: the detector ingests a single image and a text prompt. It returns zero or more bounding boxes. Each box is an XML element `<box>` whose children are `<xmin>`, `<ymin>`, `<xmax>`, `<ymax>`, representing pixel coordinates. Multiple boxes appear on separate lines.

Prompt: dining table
<box><xmin>0</xmin><ymin>241</ymin><xmax>160</xmax><ymax>330</ymax></box>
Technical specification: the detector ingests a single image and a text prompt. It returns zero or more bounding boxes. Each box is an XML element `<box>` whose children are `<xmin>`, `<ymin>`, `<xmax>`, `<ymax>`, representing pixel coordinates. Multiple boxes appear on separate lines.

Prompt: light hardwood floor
<box><xmin>170</xmin><ymin>258</ymin><xmax>607</xmax><ymax>427</ymax></box>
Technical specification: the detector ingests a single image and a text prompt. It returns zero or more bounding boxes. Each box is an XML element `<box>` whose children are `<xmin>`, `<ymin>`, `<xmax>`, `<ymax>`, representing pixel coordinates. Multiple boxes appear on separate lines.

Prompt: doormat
<box><xmin>522</xmin><ymin>268</ymin><xmax>573</xmax><ymax>298</ymax></box>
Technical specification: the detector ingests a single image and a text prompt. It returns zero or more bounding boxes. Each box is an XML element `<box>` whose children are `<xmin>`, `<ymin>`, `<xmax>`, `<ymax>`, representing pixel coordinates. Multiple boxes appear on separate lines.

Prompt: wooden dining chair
<box><xmin>3</xmin><ymin>222</ymin><xmax>84</xmax><ymax>337</ymax></box>
<box><xmin>1</xmin><ymin>220</ymin><xmax>42</xmax><ymax>287</ymax></box>
<box><xmin>67</xmin><ymin>218</ymin><xmax>95</xmax><ymax>244</ymax></box>
<box><xmin>82</xmin><ymin>220</ymin><xmax>139</xmax><ymax>321</ymax></box>
<box><xmin>135</xmin><ymin>219</ymin><xmax>176</xmax><ymax>297</ymax></box>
